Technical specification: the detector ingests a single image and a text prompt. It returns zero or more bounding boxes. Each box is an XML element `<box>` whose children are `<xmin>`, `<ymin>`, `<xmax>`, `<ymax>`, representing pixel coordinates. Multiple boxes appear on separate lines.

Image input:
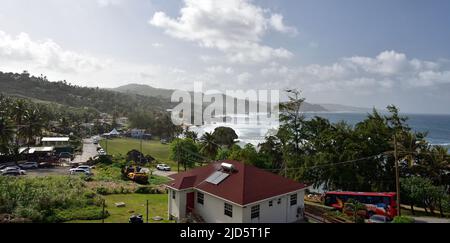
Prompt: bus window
<box><xmin>325</xmin><ymin>195</ymin><xmax>337</xmax><ymax>205</ymax></box>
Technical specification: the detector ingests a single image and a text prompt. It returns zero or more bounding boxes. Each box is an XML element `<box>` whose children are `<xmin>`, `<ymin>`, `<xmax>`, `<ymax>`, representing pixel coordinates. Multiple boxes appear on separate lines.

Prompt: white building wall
<box><xmin>195</xmin><ymin>191</ymin><xmax>244</xmax><ymax>223</ymax></box>
<box><xmin>242</xmin><ymin>190</ymin><xmax>306</xmax><ymax>223</ymax></box>
<box><xmin>168</xmin><ymin>188</ymin><xmax>306</xmax><ymax>223</ymax></box>
<box><xmin>168</xmin><ymin>188</ymin><xmax>188</xmax><ymax>221</ymax></box>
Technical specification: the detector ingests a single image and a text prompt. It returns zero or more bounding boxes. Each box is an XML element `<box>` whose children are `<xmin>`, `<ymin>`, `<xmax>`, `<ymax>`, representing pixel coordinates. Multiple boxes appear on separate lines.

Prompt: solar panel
<box><xmin>205</xmin><ymin>171</ymin><xmax>230</xmax><ymax>185</ymax></box>
<box><xmin>213</xmin><ymin>173</ymin><xmax>229</xmax><ymax>185</ymax></box>
<box><xmin>205</xmin><ymin>171</ymin><xmax>223</xmax><ymax>183</ymax></box>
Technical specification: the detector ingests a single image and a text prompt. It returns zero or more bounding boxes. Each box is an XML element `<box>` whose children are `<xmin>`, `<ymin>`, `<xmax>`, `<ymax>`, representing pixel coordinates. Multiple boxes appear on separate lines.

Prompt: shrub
<box><xmin>148</xmin><ymin>175</ymin><xmax>170</xmax><ymax>185</ymax></box>
<box><xmin>135</xmin><ymin>186</ymin><xmax>165</xmax><ymax>194</ymax></box>
<box><xmin>392</xmin><ymin>216</ymin><xmax>415</xmax><ymax>223</ymax></box>
<box><xmin>54</xmin><ymin>206</ymin><xmax>109</xmax><ymax>222</ymax></box>
<box><xmin>96</xmin><ymin>187</ymin><xmax>109</xmax><ymax>195</ymax></box>
<box><xmin>0</xmin><ymin>176</ymin><xmax>104</xmax><ymax>222</ymax></box>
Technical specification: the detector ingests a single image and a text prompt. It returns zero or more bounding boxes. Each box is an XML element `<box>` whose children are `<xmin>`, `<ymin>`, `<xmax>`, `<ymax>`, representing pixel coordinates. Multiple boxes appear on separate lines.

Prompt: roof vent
<box><xmin>221</xmin><ymin>162</ymin><xmax>234</xmax><ymax>172</ymax></box>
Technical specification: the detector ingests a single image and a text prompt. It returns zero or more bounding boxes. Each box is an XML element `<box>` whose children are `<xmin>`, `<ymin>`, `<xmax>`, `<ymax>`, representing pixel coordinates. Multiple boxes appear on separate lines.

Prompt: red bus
<box><xmin>324</xmin><ymin>191</ymin><xmax>397</xmax><ymax>219</ymax></box>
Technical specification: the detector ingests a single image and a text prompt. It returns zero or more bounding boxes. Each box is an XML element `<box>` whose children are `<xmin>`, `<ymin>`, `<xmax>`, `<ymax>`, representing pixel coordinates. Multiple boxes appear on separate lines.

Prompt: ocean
<box><xmin>190</xmin><ymin>112</ymin><xmax>450</xmax><ymax>149</ymax></box>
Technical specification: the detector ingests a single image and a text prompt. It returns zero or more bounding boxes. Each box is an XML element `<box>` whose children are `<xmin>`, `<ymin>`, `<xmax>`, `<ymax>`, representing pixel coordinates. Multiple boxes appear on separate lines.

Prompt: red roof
<box><xmin>167</xmin><ymin>160</ymin><xmax>308</xmax><ymax>205</ymax></box>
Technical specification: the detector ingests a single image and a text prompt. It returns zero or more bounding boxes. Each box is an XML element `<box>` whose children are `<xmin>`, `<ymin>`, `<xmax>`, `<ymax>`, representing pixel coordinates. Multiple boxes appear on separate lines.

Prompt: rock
<box><xmin>152</xmin><ymin>216</ymin><xmax>163</xmax><ymax>221</ymax></box>
<box><xmin>115</xmin><ymin>202</ymin><xmax>126</xmax><ymax>207</ymax></box>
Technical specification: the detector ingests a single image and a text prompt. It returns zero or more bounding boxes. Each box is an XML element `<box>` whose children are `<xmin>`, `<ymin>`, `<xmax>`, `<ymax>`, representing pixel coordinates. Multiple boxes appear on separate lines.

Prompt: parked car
<box><xmin>19</xmin><ymin>162</ymin><xmax>39</xmax><ymax>169</ymax></box>
<box><xmin>156</xmin><ymin>164</ymin><xmax>171</xmax><ymax>171</ymax></box>
<box><xmin>69</xmin><ymin>168</ymin><xmax>92</xmax><ymax>176</ymax></box>
<box><xmin>1</xmin><ymin>170</ymin><xmax>21</xmax><ymax>176</ymax></box>
<box><xmin>98</xmin><ymin>149</ymin><xmax>107</xmax><ymax>156</ymax></box>
<box><xmin>0</xmin><ymin>167</ymin><xmax>26</xmax><ymax>175</ymax></box>
<box><xmin>38</xmin><ymin>162</ymin><xmax>54</xmax><ymax>168</ymax></box>
<box><xmin>367</xmin><ymin>215</ymin><xmax>390</xmax><ymax>223</ymax></box>
<box><xmin>160</xmin><ymin>139</ymin><xmax>168</xmax><ymax>144</ymax></box>
<box><xmin>76</xmin><ymin>165</ymin><xmax>93</xmax><ymax>171</ymax></box>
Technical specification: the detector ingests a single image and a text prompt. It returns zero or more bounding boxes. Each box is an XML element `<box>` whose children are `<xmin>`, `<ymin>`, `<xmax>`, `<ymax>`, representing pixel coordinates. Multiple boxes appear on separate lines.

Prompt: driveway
<box><xmin>73</xmin><ymin>138</ymin><xmax>99</xmax><ymax>164</ymax></box>
<box><xmin>25</xmin><ymin>167</ymin><xmax>70</xmax><ymax>177</ymax></box>
<box><xmin>413</xmin><ymin>217</ymin><xmax>450</xmax><ymax>223</ymax></box>
<box><xmin>153</xmin><ymin>170</ymin><xmax>177</xmax><ymax>177</ymax></box>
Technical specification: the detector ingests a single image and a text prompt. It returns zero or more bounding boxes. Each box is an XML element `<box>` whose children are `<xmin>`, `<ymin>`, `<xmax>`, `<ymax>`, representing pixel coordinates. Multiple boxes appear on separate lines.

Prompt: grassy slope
<box><xmin>69</xmin><ymin>194</ymin><xmax>171</xmax><ymax>223</ymax></box>
<box><xmin>100</xmin><ymin>138</ymin><xmax>176</xmax><ymax>167</ymax></box>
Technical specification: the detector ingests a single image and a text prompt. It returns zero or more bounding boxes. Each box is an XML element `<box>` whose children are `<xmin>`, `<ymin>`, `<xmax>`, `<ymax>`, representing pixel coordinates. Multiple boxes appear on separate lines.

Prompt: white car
<box><xmin>69</xmin><ymin>168</ymin><xmax>92</xmax><ymax>176</ymax></box>
<box><xmin>156</xmin><ymin>164</ymin><xmax>171</xmax><ymax>171</ymax></box>
<box><xmin>0</xmin><ymin>167</ymin><xmax>26</xmax><ymax>175</ymax></box>
<box><xmin>76</xmin><ymin>165</ymin><xmax>93</xmax><ymax>171</ymax></box>
<box><xmin>19</xmin><ymin>162</ymin><xmax>39</xmax><ymax>169</ymax></box>
<box><xmin>367</xmin><ymin>215</ymin><xmax>390</xmax><ymax>223</ymax></box>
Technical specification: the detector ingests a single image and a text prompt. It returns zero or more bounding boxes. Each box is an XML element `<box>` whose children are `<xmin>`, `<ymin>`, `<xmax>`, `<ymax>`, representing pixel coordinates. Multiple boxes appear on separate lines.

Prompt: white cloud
<box><xmin>259</xmin><ymin>50</ymin><xmax>450</xmax><ymax>94</ymax></box>
<box><xmin>206</xmin><ymin>65</ymin><xmax>234</xmax><ymax>75</ymax></box>
<box><xmin>237</xmin><ymin>72</ymin><xmax>253</xmax><ymax>85</ymax></box>
<box><xmin>151</xmin><ymin>42</ymin><xmax>164</xmax><ymax>48</ymax></box>
<box><xmin>0</xmin><ymin>30</ymin><xmax>107</xmax><ymax>73</ymax></box>
<box><xmin>97</xmin><ymin>0</ymin><xmax>123</xmax><ymax>8</ymax></box>
<box><xmin>269</xmin><ymin>14</ymin><xmax>298</xmax><ymax>36</ymax></box>
<box><xmin>149</xmin><ymin>0</ymin><xmax>295</xmax><ymax>64</ymax></box>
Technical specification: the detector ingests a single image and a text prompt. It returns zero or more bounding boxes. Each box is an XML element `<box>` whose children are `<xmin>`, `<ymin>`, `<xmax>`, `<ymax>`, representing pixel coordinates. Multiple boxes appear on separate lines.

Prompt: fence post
<box><xmin>146</xmin><ymin>199</ymin><xmax>149</xmax><ymax>223</ymax></box>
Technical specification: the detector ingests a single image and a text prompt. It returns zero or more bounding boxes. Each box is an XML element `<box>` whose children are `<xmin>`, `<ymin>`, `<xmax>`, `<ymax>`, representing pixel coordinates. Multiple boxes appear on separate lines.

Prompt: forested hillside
<box><xmin>0</xmin><ymin>71</ymin><xmax>171</xmax><ymax>115</ymax></box>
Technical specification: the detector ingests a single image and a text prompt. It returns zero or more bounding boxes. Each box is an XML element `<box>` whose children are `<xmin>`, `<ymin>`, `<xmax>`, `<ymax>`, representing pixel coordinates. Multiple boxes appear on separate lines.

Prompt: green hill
<box><xmin>0</xmin><ymin>71</ymin><xmax>171</xmax><ymax>115</ymax></box>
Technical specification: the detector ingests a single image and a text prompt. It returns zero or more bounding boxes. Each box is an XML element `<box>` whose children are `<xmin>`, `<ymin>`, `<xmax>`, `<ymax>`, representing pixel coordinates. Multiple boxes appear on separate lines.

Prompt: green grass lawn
<box><xmin>101</xmin><ymin>138</ymin><xmax>175</xmax><ymax>167</ymax></box>
<box><xmin>69</xmin><ymin>193</ymin><xmax>172</xmax><ymax>223</ymax></box>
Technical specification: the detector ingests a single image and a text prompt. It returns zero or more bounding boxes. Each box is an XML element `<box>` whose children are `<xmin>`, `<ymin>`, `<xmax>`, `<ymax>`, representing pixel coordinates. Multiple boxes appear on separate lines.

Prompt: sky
<box><xmin>0</xmin><ymin>0</ymin><xmax>450</xmax><ymax>114</ymax></box>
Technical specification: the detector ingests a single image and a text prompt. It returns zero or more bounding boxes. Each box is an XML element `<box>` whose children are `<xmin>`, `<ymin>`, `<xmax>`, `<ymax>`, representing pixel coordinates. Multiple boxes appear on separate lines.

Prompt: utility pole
<box><xmin>146</xmin><ymin>199</ymin><xmax>149</xmax><ymax>223</ymax></box>
<box><xmin>394</xmin><ymin>134</ymin><xmax>401</xmax><ymax>217</ymax></box>
<box><xmin>140</xmin><ymin>134</ymin><xmax>143</xmax><ymax>164</ymax></box>
<box><xmin>105</xmin><ymin>138</ymin><xmax>108</xmax><ymax>154</ymax></box>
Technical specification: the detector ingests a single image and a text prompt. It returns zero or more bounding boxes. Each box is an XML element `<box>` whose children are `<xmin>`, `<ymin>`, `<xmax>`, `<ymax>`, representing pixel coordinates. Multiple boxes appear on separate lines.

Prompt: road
<box><xmin>73</xmin><ymin>138</ymin><xmax>99</xmax><ymax>164</ymax></box>
<box><xmin>413</xmin><ymin>217</ymin><xmax>450</xmax><ymax>223</ymax></box>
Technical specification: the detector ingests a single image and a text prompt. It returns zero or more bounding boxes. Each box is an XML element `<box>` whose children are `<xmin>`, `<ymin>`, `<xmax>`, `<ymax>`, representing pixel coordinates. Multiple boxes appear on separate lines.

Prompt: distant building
<box><xmin>166</xmin><ymin>160</ymin><xmax>309</xmax><ymax>223</ymax></box>
<box><xmin>41</xmin><ymin>137</ymin><xmax>70</xmax><ymax>147</ymax></box>
<box><xmin>41</xmin><ymin>137</ymin><xmax>72</xmax><ymax>154</ymax></box>
<box><xmin>130</xmin><ymin>129</ymin><xmax>145</xmax><ymax>138</ymax></box>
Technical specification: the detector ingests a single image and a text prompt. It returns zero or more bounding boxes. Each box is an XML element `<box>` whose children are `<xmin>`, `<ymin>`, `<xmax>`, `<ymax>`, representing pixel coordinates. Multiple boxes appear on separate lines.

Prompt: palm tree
<box><xmin>0</xmin><ymin>116</ymin><xmax>14</xmax><ymax>154</ymax></box>
<box><xmin>21</xmin><ymin>106</ymin><xmax>46</xmax><ymax>145</ymax></box>
<box><xmin>414</xmin><ymin>146</ymin><xmax>449</xmax><ymax>217</ymax></box>
<box><xmin>10</xmin><ymin>99</ymin><xmax>29</xmax><ymax>144</ymax></box>
<box><xmin>200</xmin><ymin>132</ymin><xmax>218</xmax><ymax>161</ymax></box>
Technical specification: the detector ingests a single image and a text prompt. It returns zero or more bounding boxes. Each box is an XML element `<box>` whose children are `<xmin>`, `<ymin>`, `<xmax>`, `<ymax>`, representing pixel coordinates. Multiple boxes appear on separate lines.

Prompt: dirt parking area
<box><xmin>25</xmin><ymin>167</ymin><xmax>71</xmax><ymax>177</ymax></box>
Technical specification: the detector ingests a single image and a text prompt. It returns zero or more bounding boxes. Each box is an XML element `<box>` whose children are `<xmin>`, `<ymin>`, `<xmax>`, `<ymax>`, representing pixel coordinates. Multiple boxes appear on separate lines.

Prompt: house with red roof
<box><xmin>166</xmin><ymin>160</ymin><xmax>309</xmax><ymax>223</ymax></box>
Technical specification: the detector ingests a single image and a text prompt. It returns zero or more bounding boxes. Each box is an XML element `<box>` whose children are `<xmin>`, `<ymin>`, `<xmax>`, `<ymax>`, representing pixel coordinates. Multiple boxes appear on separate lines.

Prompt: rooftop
<box><xmin>42</xmin><ymin>137</ymin><xmax>70</xmax><ymax>142</ymax></box>
<box><xmin>167</xmin><ymin>160</ymin><xmax>309</xmax><ymax>206</ymax></box>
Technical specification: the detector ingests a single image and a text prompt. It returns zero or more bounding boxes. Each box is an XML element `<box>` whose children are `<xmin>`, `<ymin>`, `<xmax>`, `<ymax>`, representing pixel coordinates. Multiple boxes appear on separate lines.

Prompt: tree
<box><xmin>278</xmin><ymin>89</ymin><xmax>305</xmax><ymax>158</ymax></box>
<box><xmin>184</xmin><ymin>129</ymin><xmax>199</xmax><ymax>143</ymax></box>
<box><xmin>0</xmin><ymin>116</ymin><xmax>14</xmax><ymax>154</ymax></box>
<box><xmin>258</xmin><ymin>135</ymin><xmax>283</xmax><ymax>169</ymax></box>
<box><xmin>401</xmin><ymin>176</ymin><xmax>444</xmax><ymax>215</ymax></box>
<box><xmin>212</xmin><ymin>127</ymin><xmax>238</xmax><ymax>148</ymax></box>
<box><xmin>169</xmin><ymin>138</ymin><xmax>201</xmax><ymax>172</ymax></box>
<box><xmin>199</xmin><ymin>132</ymin><xmax>219</xmax><ymax>160</ymax></box>
<box><xmin>21</xmin><ymin>105</ymin><xmax>46</xmax><ymax>145</ymax></box>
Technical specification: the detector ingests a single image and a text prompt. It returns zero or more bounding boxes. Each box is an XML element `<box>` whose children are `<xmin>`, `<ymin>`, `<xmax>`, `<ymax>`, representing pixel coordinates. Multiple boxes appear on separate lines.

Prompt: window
<box><xmin>269</xmin><ymin>200</ymin><xmax>273</xmax><ymax>207</ymax></box>
<box><xmin>224</xmin><ymin>203</ymin><xmax>233</xmax><ymax>217</ymax></box>
<box><xmin>290</xmin><ymin>194</ymin><xmax>297</xmax><ymax>206</ymax></box>
<box><xmin>197</xmin><ymin>192</ymin><xmax>204</xmax><ymax>205</ymax></box>
<box><xmin>172</xmin><ymin>190</ymin><xmax>176</xmax><ymax>200</ymax></box>
<box><xmin>277</xmin><ymin>198</ymin><xmax>282</xmax><ymax>204</ymax></box>
<box><xmin>251</xmin><ymin>205</ymin><xmax>260</xmax><ymax>219</ymax></box>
